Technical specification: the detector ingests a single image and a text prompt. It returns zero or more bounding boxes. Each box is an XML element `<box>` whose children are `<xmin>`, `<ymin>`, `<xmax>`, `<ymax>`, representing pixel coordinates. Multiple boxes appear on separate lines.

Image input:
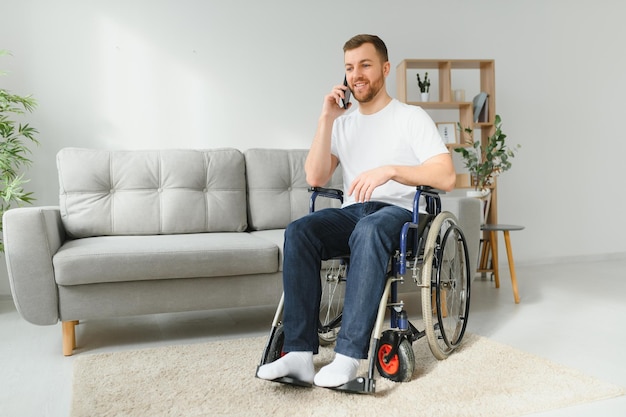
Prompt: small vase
<box><xmin>420</xmin><ymin>92</ymin><xmax>429</xmax><ymax>102</ymax></box>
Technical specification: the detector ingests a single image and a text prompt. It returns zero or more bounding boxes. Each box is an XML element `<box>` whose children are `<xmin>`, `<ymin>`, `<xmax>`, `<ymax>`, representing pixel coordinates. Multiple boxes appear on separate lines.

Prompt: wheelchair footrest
<box><xmin>256</xmin><ymin>365</ymin><xmax>375</xmax><ymax>393</ymax></box>
<box><xmin>329</xmin><ymin>376</ymin><xmax>376</xmax><ymax>394</ymax></box>
<box><xmin>255</xmin><ymin>366</ymin><xmax>313</xmax><ymax>388</ymax></box>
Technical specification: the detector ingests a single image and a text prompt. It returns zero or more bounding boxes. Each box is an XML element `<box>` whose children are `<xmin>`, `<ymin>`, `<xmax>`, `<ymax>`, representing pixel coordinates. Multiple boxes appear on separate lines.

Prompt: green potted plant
<box><xmin>0</xmin><ymin>50</ymin><xmax>39</xmax><ymax>252</ymax></box>
<box><xmin>454</xmin><ymin>114</ymin><xmax>519</xmax><ymax>194</ymax></box>
<box><xmin>416</xmin><ymin>72</ymin><xmax>430</xmax><ymax>102</ymax></box>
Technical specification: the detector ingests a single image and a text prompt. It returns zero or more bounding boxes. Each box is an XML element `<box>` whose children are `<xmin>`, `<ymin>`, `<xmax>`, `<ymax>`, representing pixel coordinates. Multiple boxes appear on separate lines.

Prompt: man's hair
<box><xmin>343</xmin><ymin>34</ymin><xmax>389</xmax><ymax>63</ymax></box>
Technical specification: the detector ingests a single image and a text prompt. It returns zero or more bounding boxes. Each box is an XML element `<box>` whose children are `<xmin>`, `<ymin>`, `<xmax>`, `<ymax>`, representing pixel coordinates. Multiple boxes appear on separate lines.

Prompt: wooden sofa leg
<box><xmin>62</xmin><ymin>320</ymin><xmax>78</xmax><ymax>356</ymax></box>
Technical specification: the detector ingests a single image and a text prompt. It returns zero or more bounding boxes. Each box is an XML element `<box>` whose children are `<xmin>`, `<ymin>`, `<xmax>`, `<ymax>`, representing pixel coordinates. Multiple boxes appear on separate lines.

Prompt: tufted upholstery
<box><xmin>57</xmin><ymin>148</ymin><xmax>247</xmax><ymax>238</ymax></box>
<box><xmin>244</xmin><ymin>149</ymin><xmax>343</xmax><ymax>231</ymax></box>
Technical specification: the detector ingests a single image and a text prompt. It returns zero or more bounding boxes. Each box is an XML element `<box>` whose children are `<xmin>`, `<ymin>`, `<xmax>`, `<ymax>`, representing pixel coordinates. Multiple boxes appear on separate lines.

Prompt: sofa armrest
<box><xmin>3</xmin><ymin>206</ymin><xmax>66</xmax><ymax>325</ymax></box>
<box><xmin>440</xmin><ymin>196</ymin><xmax>481</xmax><ymax>276</ymax></box>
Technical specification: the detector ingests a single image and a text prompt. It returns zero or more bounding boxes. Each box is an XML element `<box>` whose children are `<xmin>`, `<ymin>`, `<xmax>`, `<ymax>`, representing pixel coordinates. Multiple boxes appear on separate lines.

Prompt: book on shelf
<box><xmin>478</xmin><ymin>99</ymin><xmax>488</xmax><ymax>123</ymax></box>
<box><xmin>473</xmin><ymin>92</ymin><xmax>488</xmax><ymax>123</ymax></box>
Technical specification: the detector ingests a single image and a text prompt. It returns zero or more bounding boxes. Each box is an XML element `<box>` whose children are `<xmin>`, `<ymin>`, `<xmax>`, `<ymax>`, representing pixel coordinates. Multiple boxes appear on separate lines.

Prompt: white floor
<box><xmin>1</xmin><ymin>257</ymin><xmax>626</xmax><ymax>417</ymax></box>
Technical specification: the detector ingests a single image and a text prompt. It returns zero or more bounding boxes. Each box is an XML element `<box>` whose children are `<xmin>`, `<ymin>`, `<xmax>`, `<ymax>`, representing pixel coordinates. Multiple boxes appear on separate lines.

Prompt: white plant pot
<box><xmin>466</xmin><ymin>190</ymin><xmax>489</xmax><ymax>198</ymax></box>
<box><xmin>420</xmin><ymin>92</ymin><xmax>429</xmax><ymax>102</ymax></box>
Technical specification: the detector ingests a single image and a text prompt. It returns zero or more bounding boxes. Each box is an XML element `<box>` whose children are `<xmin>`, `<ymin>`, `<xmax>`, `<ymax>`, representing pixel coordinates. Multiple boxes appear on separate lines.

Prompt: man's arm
<box><xmin>348</xmin><ymin>153</ymin><xmax>456</xmax><ymax>203</ymax></box>
<box><xmin>305</xmin><ymin>84</ymin><xmax>349</xmax><ymax>187</ymax></box>
<box><xmin>305</xmin><ymin>115</ymin><xmax>339</xmax><ymax>187</ymax></box>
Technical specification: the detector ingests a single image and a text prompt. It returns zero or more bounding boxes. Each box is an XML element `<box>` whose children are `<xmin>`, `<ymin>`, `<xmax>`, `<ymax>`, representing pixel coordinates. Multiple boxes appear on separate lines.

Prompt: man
<box><xmin>257</xmin><ymin>34</ymin><xmax>455</xmax><ymax>388</ymax></box>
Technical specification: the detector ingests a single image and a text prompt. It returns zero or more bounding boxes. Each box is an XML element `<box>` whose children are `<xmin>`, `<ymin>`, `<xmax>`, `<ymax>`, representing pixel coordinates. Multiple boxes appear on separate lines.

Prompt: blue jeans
<box><xmin>281</xmin><ymin>202</ymin><xmax>412</xmax><ymax>359</ymax></box>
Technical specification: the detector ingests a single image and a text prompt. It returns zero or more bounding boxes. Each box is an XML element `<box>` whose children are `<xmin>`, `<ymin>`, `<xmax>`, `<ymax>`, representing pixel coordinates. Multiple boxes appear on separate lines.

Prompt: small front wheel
<box><xmin>375</xmin><ymin>330</ymin><xmax>415</xmax><ymax>382</ymax></box>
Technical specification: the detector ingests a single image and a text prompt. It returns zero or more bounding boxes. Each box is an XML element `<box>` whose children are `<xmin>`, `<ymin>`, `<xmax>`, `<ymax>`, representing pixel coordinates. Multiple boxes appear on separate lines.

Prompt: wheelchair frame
<box><xmin>257</xmin><ymin>186</ymin><xmax>471</xmax><ymax>394</ymax></box>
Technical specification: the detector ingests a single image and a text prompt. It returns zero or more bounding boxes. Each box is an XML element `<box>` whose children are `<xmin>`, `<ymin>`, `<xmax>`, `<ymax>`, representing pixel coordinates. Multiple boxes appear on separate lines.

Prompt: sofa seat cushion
<box><xmin>250</xmin><ymin>229</ymin><xmax>286</xmax><ymax>271</ymax></box>
<box><xmin>53</xmin><ymin>233</ymin><xmax>278</xmax><ymax>286</ymax></box>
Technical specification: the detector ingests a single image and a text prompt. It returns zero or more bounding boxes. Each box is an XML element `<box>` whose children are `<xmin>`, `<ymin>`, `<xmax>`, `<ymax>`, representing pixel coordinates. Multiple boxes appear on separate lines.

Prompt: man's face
<box><xmin>344</xmin><ymin>43</ymin><xmax>389</xmax><ymax>103</ymax></box>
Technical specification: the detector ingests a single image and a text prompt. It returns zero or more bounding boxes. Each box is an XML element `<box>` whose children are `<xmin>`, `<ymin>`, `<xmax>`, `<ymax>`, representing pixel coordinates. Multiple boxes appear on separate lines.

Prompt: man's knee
<box><xmin>285</xmin><ymin>217</ymin><xmax>306</xmax><ymax>239</ymax></box>
<box><xmin>285</xmin><ymin>215</ymin><xmax>323</xmax><ymax>249</ymax></box>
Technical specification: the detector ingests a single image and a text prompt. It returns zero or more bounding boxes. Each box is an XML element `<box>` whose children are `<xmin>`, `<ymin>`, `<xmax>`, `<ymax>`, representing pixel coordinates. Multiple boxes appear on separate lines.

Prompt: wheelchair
<box><xmin>257</xmin><ymin>186</ymin><xmax>471</xmax><ymax>394</ymax></box>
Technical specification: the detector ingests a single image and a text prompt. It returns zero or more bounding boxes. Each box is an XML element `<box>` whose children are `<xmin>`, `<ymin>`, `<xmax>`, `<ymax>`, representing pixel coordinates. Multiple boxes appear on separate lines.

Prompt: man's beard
<box><xmin>353</xmin><ymin>74</ymin><xmax>384</xmax><ymax>103</ymax></box>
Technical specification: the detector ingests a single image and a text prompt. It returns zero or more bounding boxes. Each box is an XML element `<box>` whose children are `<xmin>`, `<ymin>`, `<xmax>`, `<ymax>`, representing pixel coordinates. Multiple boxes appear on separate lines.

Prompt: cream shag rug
<box><xmin>71</xmin><ymin>333</ymin><xmax>623</xmax><ymax>417</ymax></box>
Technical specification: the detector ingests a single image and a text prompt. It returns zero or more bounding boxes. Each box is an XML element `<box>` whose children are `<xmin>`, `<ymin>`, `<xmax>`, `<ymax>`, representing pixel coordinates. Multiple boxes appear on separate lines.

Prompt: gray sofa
<box><xmin>3</xmin><ymin>147</ymin><xmax>480</xmax><ymax>356</ymax></box>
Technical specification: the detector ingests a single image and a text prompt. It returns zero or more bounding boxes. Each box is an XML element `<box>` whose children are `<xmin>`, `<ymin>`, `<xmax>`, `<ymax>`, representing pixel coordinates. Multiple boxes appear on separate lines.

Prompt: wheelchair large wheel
<box><xmin>375</xmin><ymin>330</ymin><xmax>415</xmax><ymax>382</ymax></box>
<box><xmin>318</xmin><ymin>259</ymin><xmax>346</xmax><ymax>345</ymax></box>
<box><xmin>421</xmin><ymin>211</ymin><xmax>471</xmax><ymax>360</ymax></box>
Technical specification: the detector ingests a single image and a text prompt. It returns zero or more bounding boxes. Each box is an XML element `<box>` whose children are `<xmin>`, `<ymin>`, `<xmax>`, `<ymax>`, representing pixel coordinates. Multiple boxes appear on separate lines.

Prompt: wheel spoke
<box><xmin>319</xmin><ymin>259</ymin><xmax>345</xmax><ymax>344</ymax></box>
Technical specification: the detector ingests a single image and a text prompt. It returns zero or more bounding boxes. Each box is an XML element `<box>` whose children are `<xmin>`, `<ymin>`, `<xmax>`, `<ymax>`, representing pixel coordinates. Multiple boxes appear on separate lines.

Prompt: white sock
<box><xmin>257</xmin><ymin>352</ymin><xmax>315</xmax><ymax>383</ymax></box>
<box><xmin>313</xmin><ymin>353</ymin><xmax>360</xmax><ymax>388</ymax></box>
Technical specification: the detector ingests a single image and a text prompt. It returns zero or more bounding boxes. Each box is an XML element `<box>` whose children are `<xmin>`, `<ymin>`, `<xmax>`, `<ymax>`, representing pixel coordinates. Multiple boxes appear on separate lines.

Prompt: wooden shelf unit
<box><xmin>396</xmin><ymin>59</ymin><xmax>498</xmax><ymax>224</ymax></box>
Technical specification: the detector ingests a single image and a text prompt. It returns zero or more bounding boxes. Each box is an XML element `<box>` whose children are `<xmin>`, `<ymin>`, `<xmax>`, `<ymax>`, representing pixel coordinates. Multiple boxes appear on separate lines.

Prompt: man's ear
<box><xmin>383</xmin><ymin>61</ymin><xmax>391</xmax><ymax>77</ymax></box>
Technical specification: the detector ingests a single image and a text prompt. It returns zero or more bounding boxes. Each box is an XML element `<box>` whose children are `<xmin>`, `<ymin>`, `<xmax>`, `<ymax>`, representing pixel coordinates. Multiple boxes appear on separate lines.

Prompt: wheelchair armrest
<box><xmin>308</xmin><ymin>187</ymin><xmax>344</xmax><ymax>213</ymax></box>
<box><xmin>415</xmin><ymin>185</ymin><xmax>445</xmax><ymax>195</ymax></box>
<box><xmin>309</xmin><ymin>187</ymin><xmax>344</xmax><ymax>199</ymax></box>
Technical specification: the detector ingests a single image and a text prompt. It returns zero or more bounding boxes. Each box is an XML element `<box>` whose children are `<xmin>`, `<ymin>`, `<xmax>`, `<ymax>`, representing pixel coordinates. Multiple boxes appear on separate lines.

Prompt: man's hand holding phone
<box><xmin>321</xmin><ymin>76</ymin><xmax>352</xmax><ymax>119</ymax></box>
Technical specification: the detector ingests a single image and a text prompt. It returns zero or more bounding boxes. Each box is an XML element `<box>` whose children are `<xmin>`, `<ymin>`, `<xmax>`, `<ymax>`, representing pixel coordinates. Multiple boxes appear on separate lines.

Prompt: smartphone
<box><xmin>342</xmin><ymin>76</ymin><xmax>351</xmax><ymax>109</ymax></box>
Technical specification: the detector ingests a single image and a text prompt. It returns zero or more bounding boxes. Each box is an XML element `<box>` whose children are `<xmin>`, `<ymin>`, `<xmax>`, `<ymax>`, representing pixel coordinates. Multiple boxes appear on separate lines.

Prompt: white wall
<box><xmin>1</xmin><ymin>0</ymin><xmax>625</xmax><ymax>295</ymax></box>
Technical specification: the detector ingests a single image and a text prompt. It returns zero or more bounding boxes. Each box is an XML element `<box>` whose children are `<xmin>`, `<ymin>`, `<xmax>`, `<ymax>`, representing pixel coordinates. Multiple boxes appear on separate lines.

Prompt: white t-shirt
<box><xmin>330</xmin><ymin>99</ymin><xmax>448</xmax><ymax>211</ymax></box>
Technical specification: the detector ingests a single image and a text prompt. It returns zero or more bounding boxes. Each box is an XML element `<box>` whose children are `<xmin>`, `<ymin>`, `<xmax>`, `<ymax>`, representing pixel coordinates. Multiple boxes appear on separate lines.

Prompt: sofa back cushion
<box><xmin>57</xmin><ymin>148</ymin><xmax>247</xmax><ymax>238</ymax></box>
<box><xmin>245</xmin><ymin>149</ymin><xmax>343</xmax><ymax>231</ymax></box>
